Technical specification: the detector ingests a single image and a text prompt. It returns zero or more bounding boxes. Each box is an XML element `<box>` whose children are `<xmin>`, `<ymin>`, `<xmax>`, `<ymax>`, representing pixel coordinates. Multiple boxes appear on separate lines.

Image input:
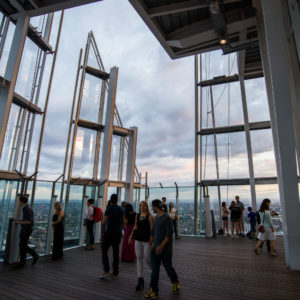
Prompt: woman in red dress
<box><xmin>121</xmin><ymin>203</ymin><xmax>136</xmax><ymax>261</ymax></box>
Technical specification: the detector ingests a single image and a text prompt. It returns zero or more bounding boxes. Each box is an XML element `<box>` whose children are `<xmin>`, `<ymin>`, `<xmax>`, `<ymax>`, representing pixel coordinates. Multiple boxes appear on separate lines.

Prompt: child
<box><xmin>247</xmin><ymin>207</ymin><xmax>256</xmax><ymax>239</ymax></box>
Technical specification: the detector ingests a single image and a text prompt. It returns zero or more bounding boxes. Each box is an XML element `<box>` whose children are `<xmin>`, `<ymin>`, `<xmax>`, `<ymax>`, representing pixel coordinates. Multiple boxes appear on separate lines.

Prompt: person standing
<box><xmin>161</xmin><ymin>197</ymin><xmax>167</xmax><ymax>212</ymax></box>
<box><xmin>84</xmin><ymin>198</ymin><xmax>95</xmax><ymax>250</ymax></box>
<box><xmin>168</xmin><ymin>202</ymin><xmax>179</xmax><ymax>239</ymax></box>
<box><xmin>144</xmin><ymin>199</ymin><xmax>180</xmax><ymax>299</ymax></box>
<box><xmin>50</xmin><ymin>202</ymin><xmax>64</xmax><ymax>261</ymax></box>
<box><xmin>14</xmin><ymin>195</ymin><xmax>39</xmax><ymax>268</ymax></box>
<box><xmin>121</xmin><ymin>203</ymin><xmax>136</xmax><ymax>262</ymax></box>
<box><xmin>235</xmin><ymin>196</ymin><xmax>245</xmax><ymax>236</ymax></box>
<box><xmin>101</xmin><ymin>194</ymin><xmax>124</xmax><ymax>278</ymax></box>
<box><xmin>129</xmin><ymin>201</ymin><xmax>154</xmax><ymax>291</ymax></box>
<box><xmin>254</xmin><ymin>199</ymin><xmax>277</xmax><ymax>257</ymax></box>
<box><xmin>221</xmin><ymin>202</ymin><xmax>230</xmax><ymax>236</ymax></box>
<box><xmin>229</xmin><ymin>200</ymin><xmax>241</xmax><ymax>238</ymax></box>
<box><xmin>247</xmin><ymin>207</ymin><xmax>256</xmax><ymax>239</ymax></box>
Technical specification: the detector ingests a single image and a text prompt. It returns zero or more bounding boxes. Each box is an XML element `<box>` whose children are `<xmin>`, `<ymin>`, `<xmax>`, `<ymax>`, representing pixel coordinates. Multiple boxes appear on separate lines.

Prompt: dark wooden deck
<box><xmin>1</xmin><ymin>236</ymin><xmax>300</xmax><ymax>300</ymax></box>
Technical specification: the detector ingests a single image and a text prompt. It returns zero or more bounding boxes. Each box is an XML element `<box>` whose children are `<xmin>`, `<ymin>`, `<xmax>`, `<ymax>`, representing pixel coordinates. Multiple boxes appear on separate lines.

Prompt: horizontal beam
<box><xmin>13</xmin><ymin>93</ymin><xmax>43</xmax><ymax>114</ymax></box>
<box><xmin>198</xmin><ymin>74</ymin><xmax>239</xmax><ymax>87</ymax></box>
<box><xmin>77</xmin><ymin>119</ymin><xmax>104</xmax><ymax>131</ymax></box>
<box><xmin>77</xmin><ymin>119</ymin><xmax>131</xmax><ymax>137</ymax></box>
<box><xmin>113</xmin><ymin>126</ymin><xmax>131</xmax><ymax>137</ymax></box>
<box><xmin>148</xmin><ymin>0</ymin><xmax>207</xmax><ymax>18</ymax></box>
<box><xmin>198</xmin><ymin>121</ymin><xmax>271</xmax><ymax>136</ymax></box>
<box><xmin>0</xmin><ymin>170</ymin><xmax>25</xmax><ymax>180</ymax></box>
<box><xmin>85</xmin><ymin>65</ymin><xmax>109</xmax><ymax>80</ymax></box>
<box><xmin>27</xmin><ymin>24</ymin><xmax>53</xmax><ymax>52</ymax></box>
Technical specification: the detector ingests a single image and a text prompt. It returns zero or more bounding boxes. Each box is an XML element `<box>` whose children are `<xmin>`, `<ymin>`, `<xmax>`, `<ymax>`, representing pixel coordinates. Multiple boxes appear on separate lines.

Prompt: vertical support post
<box><xmin>0</xmin><ymin>14</ymin><xmax>30</xmax><ymax>158</ymax></box>
<box><xmin>99</xmin><ymin>67</ymin><xmax>118</xmax><ymax>207</ymax></box>
<box><xmin>175</xmin><ymin>182</ymin><xmax>180</xmax><ymax>236</ymax></box>
<box><xmin>203</xmin><ymin>186</ymin><xmax>212</xmax><ymax>238</ymax></box>
<box><xmin>194</xmin><ymin>55</ymin><xmax>199</xmax><ymax>235</ymax></box>
<box><xmin>199</xmin><ymin>54</ymin><xmax>203</xmax><ymax>234</ymax></box>
<box><xmin>238</xmin><ymin>50</ymin><xmax>257</xmax><ymax>211</ymax></box>
<box><xmin>124</xmin><ymin>127</ymin><xmax>138</xmax><ymax>203</ymax></box>
<box><xmin>256</xmin><ymin>0</ymin><xmax>300</xmax><ymax>270</ymax></box>
<box><xmin>79</xmin><ymin>192</ymin><xmax>88</xmax><ymax>246</ymax></box>
<box><xmin>209</xmin><ymin>86</ymin><xmax>222</xmax><ymax>225</ymax></box>
<box><xmin>45</xmin><ymin>194</ymin><xmax>57</xmax><ymax>255</ymax></box>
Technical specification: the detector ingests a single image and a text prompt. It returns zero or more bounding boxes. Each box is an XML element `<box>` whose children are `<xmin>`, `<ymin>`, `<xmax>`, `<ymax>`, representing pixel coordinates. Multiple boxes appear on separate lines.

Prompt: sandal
<box><xmin>254</xmin><ymin>249</ymin><xmax>260</xmax><ymax>255</ymax></box>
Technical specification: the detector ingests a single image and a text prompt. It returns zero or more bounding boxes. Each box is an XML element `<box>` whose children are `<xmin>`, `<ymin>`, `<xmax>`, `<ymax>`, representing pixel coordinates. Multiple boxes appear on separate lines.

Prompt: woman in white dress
<box><xmin>254</xmin><ymin>198</ymin><xmax>277</xmax><ymax>257</ymax></box>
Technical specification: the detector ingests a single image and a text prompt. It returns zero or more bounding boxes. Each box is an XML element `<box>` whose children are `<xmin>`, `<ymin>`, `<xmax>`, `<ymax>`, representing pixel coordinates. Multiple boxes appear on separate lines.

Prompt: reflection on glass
<box><xmin>0</xmin><ymin>180</ymin><xmax>18</xmax><ymax>259</ymax></box>
<box><xmin>64</xmin><ymin>185</ymin><xmax>83</xmax><ymax>248</ymax></box>
<box><xmin>31</xmin><ymin>181</ymin><xmax>52</xmax><ymax>255</ymax></box>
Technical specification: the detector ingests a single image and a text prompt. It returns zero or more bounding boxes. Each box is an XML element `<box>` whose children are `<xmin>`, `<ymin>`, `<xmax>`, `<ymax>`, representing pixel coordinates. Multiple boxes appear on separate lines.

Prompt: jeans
<box><xmin>150</xmin><ymin>247</ymin><xmax>178</xmax><ymax>294</ymax></box>
<box><xmin>173</xmin><ymin>220</ymin><xmax>178</xmax><ymax>236</ymax></box>
<box><xmin>86</xmin><ymin>220</ymin><xmax>95</xmax><ymax>245</ymax></box>
<box><xmin>101</xmin><ymin>232</ymin><xmax>121</xmax><ymax>274</ymax></box>
<box><xmin>135</xmin><ymin>240</ymin><xmax>151</xmax><ymax>278</ymax></box>
<box><xmin>19</xmin><ymin>228</ymin><xmax>37</xmax><ymax>264</ymax></box>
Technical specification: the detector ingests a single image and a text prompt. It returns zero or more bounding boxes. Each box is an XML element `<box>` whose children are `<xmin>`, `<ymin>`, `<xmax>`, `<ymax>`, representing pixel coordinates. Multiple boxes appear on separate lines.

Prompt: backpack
<box><xmin>92</xmin><ymin>206</ymin><xmax>102</xmax><ymax>223</ymax></box>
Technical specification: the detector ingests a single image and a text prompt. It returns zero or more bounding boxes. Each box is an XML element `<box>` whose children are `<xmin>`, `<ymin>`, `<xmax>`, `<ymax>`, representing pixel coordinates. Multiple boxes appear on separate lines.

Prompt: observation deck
<box><xmin>1</xmin><ymin>236</ymin><xmax>299</xmax><ymax>299</ymax></box>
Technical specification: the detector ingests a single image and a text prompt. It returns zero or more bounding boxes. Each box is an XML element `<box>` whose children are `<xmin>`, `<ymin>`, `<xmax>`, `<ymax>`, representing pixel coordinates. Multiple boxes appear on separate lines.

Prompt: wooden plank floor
<box><xmin>1</xmin><ymin>236</ymin><xmax>300</xmax><ymax>300</ymax></box>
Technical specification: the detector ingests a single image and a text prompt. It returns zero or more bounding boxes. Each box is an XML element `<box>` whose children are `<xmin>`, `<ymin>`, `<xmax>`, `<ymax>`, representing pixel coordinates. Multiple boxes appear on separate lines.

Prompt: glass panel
<box><xmin>15</xmin><ymin>38</ymin><xmax>40</xmax><ymax>100</ymax></box>
<box><xmin>255</xmin><ymin>184</ymin><xmax>282</xmax><ymax>233</ymax></box>
<box><xmin>87</xmin><ymin>45</ymin><xmax>101</xmax><ymax>70</ymax></box>
<box><xmin>0</xmin><ymin>180</ymin><xmax>18</xmax><ymax>259</ymax></box>
<box><xmin>109</xmin><ymin>135</ymin><xmax>121</xmax><ymax>181</ymax></box>
<box><xmin>73</xmin><ymin>128</ymin><xmax>96</xmax><ymax>178</ymax></box>
<box><xmin>217</xmin><ymin>132</ymin><xmax>249</xmax><ymax>179</ymax></box>
<box><xmin>31</xmin><ymin>181</ymin><xmax>52</xmax><ymax>255</ymax></box>
<box><xmin>245</xmin><ymin>77</ymin><xmax>270</xmax><ymax>123</ymax></box>
<box><xmin>201</xmin><ymin>51</ymin><xmax>238</xmax><ymax>80</ymax></box>
<box><xmin>251</xmin><ymin>130</ymin><xmax>277</xmax><ymax>177</ymax></box>
<box><xmin>201</xmin><ymin>135</ymin><xmax>217</xmax><ymax>179</ymax></box>
<box><xmin>0</xmin><ymin>22</ymin><xmax>15</xmax><ymax>77</ymax></box>
<box><xmin>0</xmin><ymin>104</ymin><xmax>21</xmax><ymax>170</ymax></box>
<box><xmin>80</xmin><ymin>73</ymin><xmax>102</xmax><ymax>123</ymax></box>
<box><xmin>64</xmin><ymin>185</ymin><xmax>83</xmax><ymax>248</ymax></box>
<box><xmin>178</xmin><ymin>187</ymin><xmax>194</xmax><ymax>235</ymax></box>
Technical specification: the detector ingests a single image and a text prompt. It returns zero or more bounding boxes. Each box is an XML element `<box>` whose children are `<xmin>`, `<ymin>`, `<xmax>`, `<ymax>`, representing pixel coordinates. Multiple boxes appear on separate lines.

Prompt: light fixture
<box><xmin>219</xmin><ymin>38</ymin><xmax>227</xmax><ymax>45</ymax></box>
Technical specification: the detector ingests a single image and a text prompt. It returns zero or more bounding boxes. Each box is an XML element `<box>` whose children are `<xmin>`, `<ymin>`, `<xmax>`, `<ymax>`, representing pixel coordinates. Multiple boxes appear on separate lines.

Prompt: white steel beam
<box><xmin>0</xmin><ymin>13</ymin><xmax>30</xmax><ymax>159</ymax></box>
<box><xmin>99</xmin><ymin>67</ymin><xmax>118</xmax><ymax>207</ymax></box>
<box><xmin>238</xmin><ymin>48</ymin><xmax>257</xmax><ymax>211</ymax></box>
<box><xmin>257</xmin><ymin>0</ymin><xmax>300</xmax><ymax>270</ymax></box>
<box><xmin>124</xmin><ymin>127</ymin><xmax>138</xmax><ymax>204</ymax></box>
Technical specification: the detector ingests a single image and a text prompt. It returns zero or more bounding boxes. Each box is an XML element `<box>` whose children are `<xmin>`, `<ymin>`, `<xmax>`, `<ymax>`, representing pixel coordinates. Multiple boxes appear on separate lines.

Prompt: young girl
<box><xmin>221</xmin><ymin>202</ymin><xmax>230</xmax><ymax>236</ymax></box>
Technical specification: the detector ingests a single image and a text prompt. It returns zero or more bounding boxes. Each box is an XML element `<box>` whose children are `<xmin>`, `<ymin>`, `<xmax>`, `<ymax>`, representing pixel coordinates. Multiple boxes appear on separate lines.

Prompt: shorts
<box><xmin>222</xmin><ymin>217</ymin><xmax>228</xmax><ymax>221</ymax></box>
<box><xmin>231</xmin><ymin>219</ymin><xmax>240</xmax><ymax>223</ymax></box>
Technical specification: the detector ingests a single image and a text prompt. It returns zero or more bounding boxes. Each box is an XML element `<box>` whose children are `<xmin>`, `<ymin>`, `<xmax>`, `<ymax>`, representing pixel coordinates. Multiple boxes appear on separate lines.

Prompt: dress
<box><xmin>121</xmin><ymin>212</ymin><xmax>136</xmax><ymax>261</ymax></box>
<box><xmin>51</xmin><ymin>214</ymin><xmax>64</xmax><ymax>260</ymax></box>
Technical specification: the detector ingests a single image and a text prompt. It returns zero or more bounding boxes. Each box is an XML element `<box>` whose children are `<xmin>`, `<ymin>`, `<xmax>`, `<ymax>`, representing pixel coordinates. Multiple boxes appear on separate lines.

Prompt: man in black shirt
<box><xmin>161</xmin><ymin>197</ymin><xmax>167</xmax><ymax>212</ymax></box>
<box><xmin>14</xmin><ymin>195</ymin><xmax>39</xmax><ymax>268</ymax></box>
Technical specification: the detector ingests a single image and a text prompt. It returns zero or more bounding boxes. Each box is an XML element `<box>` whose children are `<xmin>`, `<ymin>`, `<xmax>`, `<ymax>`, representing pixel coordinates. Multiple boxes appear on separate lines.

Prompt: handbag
<box><xmin>258</xmin><ymin>212</ymin><xmax>265</xmax><ymax>233</ymax></box>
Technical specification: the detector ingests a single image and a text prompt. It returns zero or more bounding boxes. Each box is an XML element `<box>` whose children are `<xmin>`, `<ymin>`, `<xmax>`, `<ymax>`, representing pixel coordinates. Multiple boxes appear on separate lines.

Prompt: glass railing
<box><xmin>0</xmin><ymin>179</ymin><xmax>284</xmax><ymax>261</ymax></box>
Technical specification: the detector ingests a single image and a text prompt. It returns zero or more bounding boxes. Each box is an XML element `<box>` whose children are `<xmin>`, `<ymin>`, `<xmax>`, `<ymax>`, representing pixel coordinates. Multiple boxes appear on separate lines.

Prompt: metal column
<box><xmin>0</xmin><ymin>14</ymin><xmax>30</xmax><ymax>158</ymax></box>
<box><xmin>238</xmin><ymin>50</ymin><xmax>257</xmax><ymax>211</ymax></box>
<box><xmin>257</xmin><ymin>0</ymin><xmax>300</xmax><ymax>270</ymax></box>
<box><xmin>99</xmin><ymin>67</ymin><xmax>119</xmax><ymax>206</ymax></box>
<box><xmin>124</xmin><ymin>127</ymin><xmax>138</xmax><ymax>203</ymax></box>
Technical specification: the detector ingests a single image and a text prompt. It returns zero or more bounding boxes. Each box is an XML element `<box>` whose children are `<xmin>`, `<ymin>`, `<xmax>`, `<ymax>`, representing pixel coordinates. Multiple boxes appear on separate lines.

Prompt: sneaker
<box><xmin>32</xmin><ymin>255</ymin><xmax>39</xmax><ymax>266</ymax></box>
<box><xmin>172</xmin><ymin>281</ymin><xmax>180</xmax><ymax>294</ymax></box>
<box><xmin>101</xmin><ymin>271</ymin><xmax>111</xmax><ymax>279</ymax></box>
<box><xmin>111</xmin><ymin>273</ymin><xmax>118</xmax><ymax>279</ymax></box>
<box><xmin>144</xmin><ymin>288</ymin><xmax>158</xmax><ymax>299</ymax></box>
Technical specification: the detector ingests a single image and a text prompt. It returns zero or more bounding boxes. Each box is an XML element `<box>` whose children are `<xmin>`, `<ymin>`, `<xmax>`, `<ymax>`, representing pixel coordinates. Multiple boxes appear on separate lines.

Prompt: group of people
<box><xmin>100</xmin><ymin>195</ymin><xmax>180</xmax><ymax>299</ymax></box>
<box><xmin>221</xmin><ymin>195</ymin><xmax>278</xmax><ymax>257</ymax></box>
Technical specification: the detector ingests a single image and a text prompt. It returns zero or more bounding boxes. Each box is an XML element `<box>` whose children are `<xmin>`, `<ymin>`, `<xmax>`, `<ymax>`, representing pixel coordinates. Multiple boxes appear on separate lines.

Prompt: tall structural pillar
<box><xmin>0</xmin><ymin>14</ymin><xmax>30</xmax><ymax>158</ymax></box>
<box><xmin>124</xmin><ymin>127</ymin><xmax>138</xmax><ymax>203</ymax></box>
<box><xmin>99</xmin><ymin>67</ymin><xmax>118</xmax><ymax>206</ymax></box>
<box><xmin>256</xmin><ymin>0</ymin><xmax>300</xmax><ymax>270</ymax></box>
